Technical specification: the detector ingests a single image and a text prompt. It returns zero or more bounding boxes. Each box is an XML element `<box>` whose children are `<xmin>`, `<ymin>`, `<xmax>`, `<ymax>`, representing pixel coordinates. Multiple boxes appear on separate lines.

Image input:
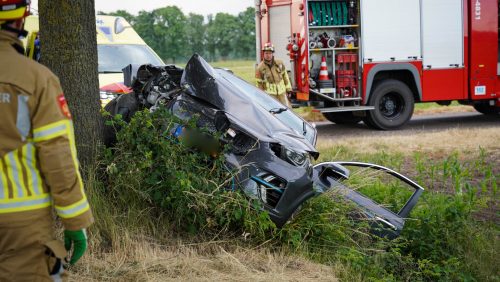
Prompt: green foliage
<box><xmin>152</xmin><ymin>6</ymin><xmax>187</xmax><ymax>63</ymax></box>
<box><xmin>102</xmin><ymin>6</ymin><xmax>256</xmax><ymax>62</ymax></box>
<box><xmin>97</xmin><ymin>109</ymin><xmax>498</xmax><ymax>281</ymax></box>
<box><xmin>185</xmin><ymin>13</ymin><xmax>206</xmax><ymax>58</ymax></box>
<box><xmin>103</xmin><ymin>108</ymin><xmax>275</xmax><ymax>238</ymax></box>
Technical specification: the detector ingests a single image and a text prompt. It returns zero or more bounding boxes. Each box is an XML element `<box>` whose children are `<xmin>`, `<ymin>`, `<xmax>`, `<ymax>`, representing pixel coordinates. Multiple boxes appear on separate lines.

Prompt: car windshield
<box><xmin>215</xmin><ymin>69</ymin><xmax>317</xmax><ymax>145</ymax></box>
<box><xmin>98</xmin><ymin>44</ymin><xmax>164</xmax><ymax>73</ymax></box>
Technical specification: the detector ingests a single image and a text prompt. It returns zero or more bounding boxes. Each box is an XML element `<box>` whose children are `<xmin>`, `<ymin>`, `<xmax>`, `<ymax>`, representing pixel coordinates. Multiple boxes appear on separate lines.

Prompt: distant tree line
<box><xmin>100</xmin><ymin>6</ymin><xmax>256</xmax><ymax>63</ymax></box>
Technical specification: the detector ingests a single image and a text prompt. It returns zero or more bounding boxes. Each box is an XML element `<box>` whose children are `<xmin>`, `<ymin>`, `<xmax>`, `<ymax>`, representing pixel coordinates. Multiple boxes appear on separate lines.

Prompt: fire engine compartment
<box><xmin>257</xmin><ymin>0</ymin><xmax>500</xmax><ymax>129</ymax></box>
<box><xmin>307</xmin><ymin>0</ymin><xmax>360</xmax><ymax>102</ymax></box>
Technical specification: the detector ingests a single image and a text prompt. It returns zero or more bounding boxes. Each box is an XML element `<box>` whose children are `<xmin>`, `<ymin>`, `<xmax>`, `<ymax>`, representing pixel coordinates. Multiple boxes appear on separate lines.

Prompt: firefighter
<box><xmin>0</xmin><ymin>1</ymin><xmax>94</xmax><ymax>280</ymax></box>
<box><xmin>255</xmin><ymin>42</ymin><xmax>292</xmax><ymax>107</ymax></box>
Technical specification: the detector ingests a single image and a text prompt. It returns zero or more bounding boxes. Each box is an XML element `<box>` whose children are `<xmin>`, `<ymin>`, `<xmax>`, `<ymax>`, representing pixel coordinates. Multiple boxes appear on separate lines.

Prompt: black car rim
<box><xmin>379</xmin><ymin>92</ymin><xmax>404</xmax><ymax>119</ymax></box>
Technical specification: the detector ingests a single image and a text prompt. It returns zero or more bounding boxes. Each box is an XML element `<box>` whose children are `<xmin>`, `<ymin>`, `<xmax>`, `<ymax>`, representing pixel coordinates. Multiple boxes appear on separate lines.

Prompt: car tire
<box><xmin>365</xmin><ymin>79</ymin><xmax>414</xmax><ymax>130</ymax></box>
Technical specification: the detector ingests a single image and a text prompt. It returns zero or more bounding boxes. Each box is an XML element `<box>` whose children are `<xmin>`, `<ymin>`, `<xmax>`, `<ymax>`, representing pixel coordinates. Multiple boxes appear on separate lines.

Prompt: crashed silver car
<box><xmin>105</xmin><ymin>54</ymin><xmax>424</xmax><ymax>239</ymax></box>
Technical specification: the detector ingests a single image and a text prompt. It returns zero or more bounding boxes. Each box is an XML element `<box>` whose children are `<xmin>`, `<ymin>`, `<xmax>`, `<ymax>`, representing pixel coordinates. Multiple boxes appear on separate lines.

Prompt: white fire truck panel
<box><xmin>269</xmin><ymin>5</ymin><xmax>292</xmax><ymax>71</ymax></box>
<box><xmin>421</xmin><ymin>0</ymin><xmax>464</xmax><ymax>69</ymax></box>
<box><xmin>360</xmin><ymin>0</ymin><xmax>421</xmax><ymax>63</ymax></box>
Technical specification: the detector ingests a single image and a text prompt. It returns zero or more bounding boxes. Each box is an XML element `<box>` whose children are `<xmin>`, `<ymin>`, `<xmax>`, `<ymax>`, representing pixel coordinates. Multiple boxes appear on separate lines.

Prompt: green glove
<box><xmin>64</xmin><ymin>229</ymin><xmax>88</xmax><ymax>265</ymax></box>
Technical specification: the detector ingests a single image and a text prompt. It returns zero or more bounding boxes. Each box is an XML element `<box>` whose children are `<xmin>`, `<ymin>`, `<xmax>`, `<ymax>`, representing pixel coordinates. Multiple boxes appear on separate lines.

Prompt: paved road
<box><xmin>314</xmin><ymin>112</ymin><xmax>500</xmax><ymax>139</ymax></box>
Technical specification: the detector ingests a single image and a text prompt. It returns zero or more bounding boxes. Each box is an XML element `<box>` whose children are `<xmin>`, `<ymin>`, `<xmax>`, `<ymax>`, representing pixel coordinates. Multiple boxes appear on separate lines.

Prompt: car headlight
<box><xmin>282</xmin><ymin>147</ymin><xmax>308</xmax><ymax>166</ymax></box>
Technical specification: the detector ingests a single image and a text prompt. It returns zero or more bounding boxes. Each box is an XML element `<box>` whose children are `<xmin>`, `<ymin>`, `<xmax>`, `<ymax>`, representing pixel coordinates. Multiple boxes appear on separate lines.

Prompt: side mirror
<box><xmin>122</xmin><ymin>64</ymin><xmax>134</xmax><ymax>87</ymax></box>
<box><xmin>122</xmin><ymin>64</ymin><xmax>143</xmax><ymax>88</ymax></box>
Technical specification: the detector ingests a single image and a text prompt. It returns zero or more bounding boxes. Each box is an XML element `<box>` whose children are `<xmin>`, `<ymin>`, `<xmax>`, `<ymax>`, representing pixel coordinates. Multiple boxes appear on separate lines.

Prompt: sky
<box><xmin>30</xmin><ymin>0</ymin><xmax>255</xmax><ymax>17</ymax></box>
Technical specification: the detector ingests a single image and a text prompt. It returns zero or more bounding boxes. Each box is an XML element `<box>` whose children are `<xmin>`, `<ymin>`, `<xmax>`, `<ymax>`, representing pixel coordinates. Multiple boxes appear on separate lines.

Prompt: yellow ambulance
<box><xmin>23</xmin><ymin>15</ymin><xmax>164</xmax><ymax>105</ymax></box>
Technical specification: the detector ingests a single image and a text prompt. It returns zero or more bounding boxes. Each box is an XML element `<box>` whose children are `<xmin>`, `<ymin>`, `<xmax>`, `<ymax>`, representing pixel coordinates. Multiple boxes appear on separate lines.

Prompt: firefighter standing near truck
<box><xmin>255</xmin><ymin>42</ymin><xmax>292</xmax><ymax>107</ymax></box>
<box><xmin>0</xmin><ymin>0</ymin><xmax>93</xmax><ymax>280</ymax></box>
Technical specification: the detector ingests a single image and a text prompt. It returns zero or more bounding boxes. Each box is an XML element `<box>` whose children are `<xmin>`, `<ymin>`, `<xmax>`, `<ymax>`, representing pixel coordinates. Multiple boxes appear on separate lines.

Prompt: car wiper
<box><xmin>99</xmin><ymin>71</ymin><xmax>123</xmax><ymax>74</ymax></box>
<box><xmin>269</xmin><ymin>107</ymin><xmax>288</xmax><ymax>114</ymax></box>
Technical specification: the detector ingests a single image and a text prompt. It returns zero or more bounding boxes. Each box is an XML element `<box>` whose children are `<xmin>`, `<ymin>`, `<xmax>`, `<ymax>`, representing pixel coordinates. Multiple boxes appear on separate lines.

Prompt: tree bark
<box><xmin>38</xmin><ymin>1</ymin><xmax>103</xmax><ymax>168</ymax></box>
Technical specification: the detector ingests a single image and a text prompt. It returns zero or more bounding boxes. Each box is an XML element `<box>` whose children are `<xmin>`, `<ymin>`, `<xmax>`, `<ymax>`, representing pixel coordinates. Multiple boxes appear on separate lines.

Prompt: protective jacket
<box><xmin>0</xmin><ymin>31</ymin><xmax>93</xmax><ymax>230</ymax></box>
<box><xmin>255</xmin><ymin>59</ymin><xmax>292</xmax><ymax>96</ymax></box>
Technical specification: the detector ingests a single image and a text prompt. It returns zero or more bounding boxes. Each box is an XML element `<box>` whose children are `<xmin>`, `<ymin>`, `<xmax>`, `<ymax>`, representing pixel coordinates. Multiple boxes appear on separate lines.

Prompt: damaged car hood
<box><xmin>181</xmin><ymin>54</ymin><xmax>318</xmax><ymax>158</ymax></box>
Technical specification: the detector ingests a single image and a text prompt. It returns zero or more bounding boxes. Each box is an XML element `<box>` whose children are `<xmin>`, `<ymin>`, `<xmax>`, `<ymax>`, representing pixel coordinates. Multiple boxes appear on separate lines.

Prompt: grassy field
<box><xmin>210</xmin><ymin>60</ymin><xmax>257</xmax><ymax>83</ymax></box>
<box><xmin>69</xmin><ymin>103</ymin><xmax>499</xmax><ymax>281</ymax></box>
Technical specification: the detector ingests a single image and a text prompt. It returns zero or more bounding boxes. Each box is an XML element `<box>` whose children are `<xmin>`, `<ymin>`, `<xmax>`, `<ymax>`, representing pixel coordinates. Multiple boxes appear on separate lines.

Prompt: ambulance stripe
<box><xmin>6</xmin><ymin>151</ymin><xmax>23</xmax><ymax>199</ymax></box>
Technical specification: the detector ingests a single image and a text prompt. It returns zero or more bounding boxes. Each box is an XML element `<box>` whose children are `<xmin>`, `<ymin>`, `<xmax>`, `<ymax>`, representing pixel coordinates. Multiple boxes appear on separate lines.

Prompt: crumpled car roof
<box><xmin>181</xmin><ymin>54</ymin><xmax>318</xmax><ymax>158</ymax></box>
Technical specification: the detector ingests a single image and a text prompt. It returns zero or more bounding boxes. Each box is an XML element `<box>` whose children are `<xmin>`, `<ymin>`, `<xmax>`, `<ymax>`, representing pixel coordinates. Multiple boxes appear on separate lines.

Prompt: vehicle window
<box><xmin>98</xmin><ymin>44</ymin><xmax>164</xmax><ymax>73</ymax></box>
<box><xmin>216</xmin><ymin>70</ymin><xmax>316</xmax><ymax>145</ymax></box>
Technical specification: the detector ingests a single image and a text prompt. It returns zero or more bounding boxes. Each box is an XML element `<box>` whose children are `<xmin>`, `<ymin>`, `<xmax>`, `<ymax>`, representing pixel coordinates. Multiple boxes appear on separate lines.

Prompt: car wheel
<box><xmin>365</xmin><ymin>79</ymin><xmax>414</xmax><ymax>130</ymax></box>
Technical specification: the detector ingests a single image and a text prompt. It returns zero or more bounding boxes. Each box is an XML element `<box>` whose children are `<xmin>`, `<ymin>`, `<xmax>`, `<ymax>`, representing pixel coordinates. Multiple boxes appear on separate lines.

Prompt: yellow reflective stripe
<box><xmin>23</xmin><ymin>143</ymin><xmax>43</xmax><ymax>195</ymax></box>
<box><xmin>0</xmin><ymin>162</ymin><xmax>8</xmax><ymax>199</ymax></box>
<box><xmin>0</xmin><ymin>7</ymin><xmax>26</xmax><ymax>21</ymax></box>
<box><xmin>266</xmin><ymin>82</ymin><xmax>289</xmax><ymax>95</ymax></box>
<box><xmin>33</xmin><ymin>120</ymin><xmax>71</xmax><ymax>142</ymax></box>
<box><xmin>55</xmin><ymin>197</ymin><xmax>90</xmax><ymax>219</ymax></box>
<box><xmin>277</xmin><ymin>83</ymin><xmax>286</xmax><ymax>94</ymax></box>
<box><xmin>0</xmin><ymin>193</ymin><xmax>50</xmax><ymax>204</ymax></box>
<box><xmin>0</xmin><ymin>194</ymin><xmax>51</xmax><ymax>214</ymax></box>
<box><xmin>4</xmin><ymin>150</ymin><xmax>24</xmax><ymax>199</ymax></box>
<box><xmin>17</xmin><ymin>146</ymin><xmax>31</xmax><ymax>197</ymax></box>
<box><xmin>66</xmin><ymin>121</ymin><xmax>84</xmax><ymax>194</ymax></box>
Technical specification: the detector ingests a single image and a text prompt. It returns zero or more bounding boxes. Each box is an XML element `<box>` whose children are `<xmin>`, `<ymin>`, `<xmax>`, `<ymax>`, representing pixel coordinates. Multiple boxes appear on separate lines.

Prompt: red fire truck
<box><xmin>255</xmin><ymin>0</ymin><xmax>500</xmax><ymax>129</ymax></box>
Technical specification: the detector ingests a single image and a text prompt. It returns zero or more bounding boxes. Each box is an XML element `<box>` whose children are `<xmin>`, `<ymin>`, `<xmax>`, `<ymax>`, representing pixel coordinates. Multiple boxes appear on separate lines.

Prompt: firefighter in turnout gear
<box><xmin>255</xmin><ymin>42</ymin><xmax>292</xmax><ymax>107</ymax></box>
<box><xmin>0</xmin><ymin>1</ymin><xmax>94</xmax><ymax>280</ymax></box>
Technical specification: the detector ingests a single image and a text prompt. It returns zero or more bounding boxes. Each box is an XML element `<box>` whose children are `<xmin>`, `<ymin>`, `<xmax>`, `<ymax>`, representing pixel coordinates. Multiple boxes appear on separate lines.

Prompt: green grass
<box><xmin>414</xmin><ymin>101</ymin><xmax>462</xmax><ymax>110</ymax></box>
<box><xmin>210</xmin><ymin>60</ymin><xmax>257</xmax><ymax>84</ymax></box>
<box><xmin>86</xmin><ymin>109</ymin><xmax>499</xmax><ymax>281</ymax></box>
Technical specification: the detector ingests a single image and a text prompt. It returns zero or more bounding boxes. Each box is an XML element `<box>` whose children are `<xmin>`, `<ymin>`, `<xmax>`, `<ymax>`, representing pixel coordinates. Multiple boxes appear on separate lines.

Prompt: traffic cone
<box><xmin>318</xmin><ymin>56</ymin><xmax>329</xmax><ymax>81</ymax></box>
<box><xmin>317</xmin><ymin>56</ymin><xmax>333</xmax><ymax>91</ymax></box>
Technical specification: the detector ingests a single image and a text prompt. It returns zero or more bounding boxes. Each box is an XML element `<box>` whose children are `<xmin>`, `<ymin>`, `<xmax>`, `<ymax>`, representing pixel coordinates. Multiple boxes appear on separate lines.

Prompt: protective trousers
<box><xmin>0</xmin><ymin>215</ymin><xmax>67</xmax><ymax>282</ymax></box>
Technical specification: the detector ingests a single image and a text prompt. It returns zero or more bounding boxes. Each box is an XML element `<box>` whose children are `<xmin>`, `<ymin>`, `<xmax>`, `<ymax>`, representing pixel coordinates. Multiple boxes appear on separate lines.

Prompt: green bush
<box><xmin>103</xmin><ymin>108</ymin><xmax>275</xmax><ymax>239</ymax></box>
<box><xmin>96</xmin><ymin>109</ymin><xmax>498</xmax><ymax>281</ymax></box>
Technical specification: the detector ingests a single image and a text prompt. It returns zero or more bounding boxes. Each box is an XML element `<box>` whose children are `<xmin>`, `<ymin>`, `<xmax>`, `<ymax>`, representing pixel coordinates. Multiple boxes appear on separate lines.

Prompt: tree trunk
<box><xmin>38</xmin><ymin>1</ymin><xmax>103</xmax><ymax>168</ymax></box>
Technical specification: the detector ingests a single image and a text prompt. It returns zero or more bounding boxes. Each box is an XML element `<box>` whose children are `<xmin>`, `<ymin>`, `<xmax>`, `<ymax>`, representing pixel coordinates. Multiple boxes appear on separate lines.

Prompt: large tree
<box><xmin>235</xmin><ymin>7</ymin><xmax>256</xmax><ymax>59</ymax></box>
<box><xmin>207</xmin><ymin>13</ymin><xmax>238</xmax><ymax>60</ymax></box>
<box><xmin>134</xmin><ymin>11</ymin><xmax>157</xmax><ymax>52</ymax></box>
<box><xmin>38</xmin><ymin>0</ymin><xmax>103</xmax><ymax>168</ymax></box>
<box><xmin>185</xmin><ymin>13</ymin><xmax>206</xmax><ymax>59</ymax></box>
<box><xmin>152</xmin><ymin>6</ymin><xmax>187</xmax><ymax>63</ymax></box>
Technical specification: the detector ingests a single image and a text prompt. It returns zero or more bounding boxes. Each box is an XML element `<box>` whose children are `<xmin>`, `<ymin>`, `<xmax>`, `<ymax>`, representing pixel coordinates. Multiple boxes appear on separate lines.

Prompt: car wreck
<box><xmin>104</xmin><ymin>54</ymin><xmax>424</xmax><ymax>239</ymax></box>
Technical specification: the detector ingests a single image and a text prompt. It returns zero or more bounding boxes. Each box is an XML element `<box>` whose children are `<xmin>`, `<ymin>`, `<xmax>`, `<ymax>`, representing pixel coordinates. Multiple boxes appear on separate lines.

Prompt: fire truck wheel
<box><xmin>323</xmin><ymin>112</ymin><xmax>362</xmax><ymax>124</ymax></box>
<box><xmin>473</xmin><ymin>103</ymin><xmax>500</xmax><ymax>115</ymax></box>
<box><xmin>366</xmin><ymin>79</ymin><xmax>414</xmax><ymax>130</ymax></box>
